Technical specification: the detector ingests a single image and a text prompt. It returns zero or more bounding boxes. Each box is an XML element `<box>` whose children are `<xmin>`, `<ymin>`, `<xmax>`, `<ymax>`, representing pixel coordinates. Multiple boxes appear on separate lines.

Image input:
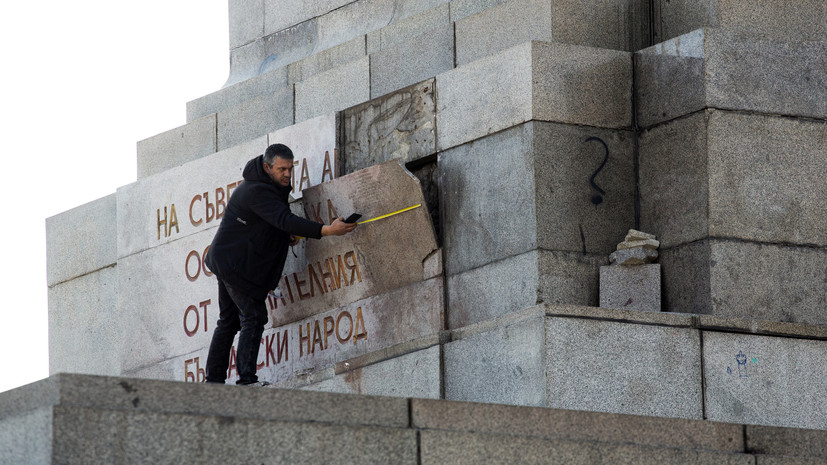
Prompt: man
<box><xmin>204</xmin><ymin>143</ymin><xmax>357</xmax><ymax>385</ymax></box>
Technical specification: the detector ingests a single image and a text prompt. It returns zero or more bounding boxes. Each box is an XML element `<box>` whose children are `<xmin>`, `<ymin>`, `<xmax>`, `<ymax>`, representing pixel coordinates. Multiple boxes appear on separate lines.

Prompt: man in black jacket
<box><xmin>204</xmin><ymin>143</ymin><xmax>356</xmax><ymax>385</ymax></box>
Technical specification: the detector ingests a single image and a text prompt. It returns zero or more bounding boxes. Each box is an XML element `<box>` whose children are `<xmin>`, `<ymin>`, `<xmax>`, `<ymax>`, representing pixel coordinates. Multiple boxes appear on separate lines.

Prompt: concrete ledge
<box><xmin>3</xmin><ymin>373</ymin><xmax>825</xmax><ymax>464</ymax></box>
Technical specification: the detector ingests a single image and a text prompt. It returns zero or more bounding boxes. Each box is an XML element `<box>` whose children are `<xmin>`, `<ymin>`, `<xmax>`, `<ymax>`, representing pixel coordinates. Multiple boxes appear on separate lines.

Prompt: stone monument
<box><xmin>41</xmin><ymin>0</ymin><xmax>827</xmax><ymax>441</ymax></box>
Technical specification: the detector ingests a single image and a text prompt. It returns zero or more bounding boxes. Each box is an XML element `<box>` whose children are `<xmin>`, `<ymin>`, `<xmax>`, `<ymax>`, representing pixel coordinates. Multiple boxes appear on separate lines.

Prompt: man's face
<box><xmin>265</xmin><ymin>157</ymin><xmax>294</xmax><ymax>187</ymax></box>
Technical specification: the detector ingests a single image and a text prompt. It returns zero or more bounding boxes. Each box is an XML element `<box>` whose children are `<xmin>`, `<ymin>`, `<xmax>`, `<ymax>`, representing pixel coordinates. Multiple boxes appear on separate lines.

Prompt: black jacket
<box><xmin>204</xmin><ymin>155</ymin><xmax>323</xmax><ymax>300</ymax></box>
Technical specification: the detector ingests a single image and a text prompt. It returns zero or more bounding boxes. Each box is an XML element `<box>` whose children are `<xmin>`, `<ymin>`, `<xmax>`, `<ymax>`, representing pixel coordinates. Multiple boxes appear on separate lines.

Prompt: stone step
<box><xmin>296</xmin><ymin>303</ymin><xmax>827</xmax><ymax>432</ymax></box>
<box><xmin>1</xmin><ymin>373</ymin><xmax>824</xmax><ymax>464</ymax></box>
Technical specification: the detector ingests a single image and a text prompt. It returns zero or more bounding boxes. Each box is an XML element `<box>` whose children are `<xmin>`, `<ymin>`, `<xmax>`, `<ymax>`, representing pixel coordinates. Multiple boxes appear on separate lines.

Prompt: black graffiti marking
<box><xmin>585</xmin><ymin>137</ymin><xmax>609</xmax><ymax>205</ymax></box>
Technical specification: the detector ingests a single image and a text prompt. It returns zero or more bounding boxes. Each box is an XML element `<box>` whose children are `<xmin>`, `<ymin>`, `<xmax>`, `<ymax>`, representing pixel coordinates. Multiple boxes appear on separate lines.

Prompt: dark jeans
<box><xmin>205</xmin><ymin>279</ymin><xmax>269</xmax><ymax>384</ymax></box>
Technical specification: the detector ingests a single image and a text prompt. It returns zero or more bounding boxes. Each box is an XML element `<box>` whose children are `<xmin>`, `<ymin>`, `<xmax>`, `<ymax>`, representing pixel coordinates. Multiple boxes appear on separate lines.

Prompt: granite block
<box><xmin>419</xmin><ymin>429</ymin><xmax>753</xmax><ymax>465</ymax></box>
<box><xmin>440</xmin><ymin>122</ymin><xmax>634</xmax><ymax>276</ymax></box>
<box><xmin>226</xmin><ymin>19</ymin><xmax>318</xmax><ymax>86</ymax></box>
<box><xmin>660</xmin><ymin>240</ymin><xmax>827</xmax><ymax>325</ymax></box>
<box><xmin>546</xmin><ymin>316</ymin><xmax>703</xmax><ymax>419</ymax></box>
<box><xmin>216</xmin><ymin>86</ymin><xmax>293</xmax><ymax>150</ymax></box>
<box><xmin>229</xmin><ymin>0</ymin><xmax>264</xmax><ymax>49</ymax></box>
<box><xmin>287</xmin><ymin>36</ymin><xmax>367</xmax><ymax>85</ymax></box>
<box><xmin>653</xmin><ymin>0</ymin><xmax>827</xmax><ymax>43</ymax></box>
<box><xmin>366</xmin><ymin>4</ymin><xmax>450</xmax><ymax>53</ymax></box>
<box><xmin>444</xmin><ymin>314</ymin><xmax>547</xmax><ymax>406</ymax></box>
<box><xmin>412</xmin><ymin>398</ymin><xmax>744</xmax><ymax>452</ymax></box>
<box><xmin>116</xmin><ymin>137</ymin><xmax>266</xmax><ymax>258</ymax></box>
<box><xmin>187</xmin><ymin>68</ymin><xmax>288</xmax><ymax>122</ymax></box>
<box><xmin>295</xmin><ymin>56</ymin><xmax>370</xmax><ymax>123</ymax></box>
<box><xmin>549</xmin><ymin>0</ymin><xmax>650</xmax><ymax>52</ymax></box>
<box><xmin>448</xmin><ymin>0</ymin><xmax>509</xmax><ymax>22</ymax></box>
<box><xmin>638</xmin><ymin>110</ymin><xmax>710</xmax><ymax>248</ymax></box>
<box><xmin>46</xmin><ymin>193</ymin><xmax>117</xmax><ymax>286</ymax></box>
<box><xmin>48</xmin><ymin>267</ymin><xmax>120</xmax><ymax>376</ymax></box>
<box><xmin>315</xmin><ymin>0</ymin><xmax>451</xmax><ymax>54</ymax></box>
<box><xmin>136</xmin><ymin>114</ymin><xmax>217</xmax><ymax>179</ymax></box>
<box><xmin>532</xmin><ymin>123</ymin><xmax>636</xmax><ymax>255</ymax></box>
<box><xmin>636</xmin><ymin>29</ymin><xmax>827</xmax><ymax>128</ymax></box>
<box><xmin>640</xmin><ymin>110</ymin><xmax>827</xmax><ymax>249</ymax></box>
<box><xmin>436</xmin><ymin>41</ymin><xmax>633</xmax><ymax>151</ymax></box>
<box><xmin>703</xmin><ymin>331</ymin><xmax>827</xmax><ymax>430</ymax></box>
<box><xmin>263</xmin><ymin>0</ymin><xmax>352</xmax><ymax>36</ymax></box>
<box><xmin>301</xmin><ymin>345</ymin><xmax>441</xmax><ymax>398</ymax></box>
<box><xmin>341</xmin><ymin>79</ymin><xmax>437</xmax><ymax>174</ymax></box>
<box><xmin>600</xmin><ymin>264</ymin><xmax>662</xmax><ymax>312</ymax></box>
<box><xmin>455</xmin><ymin>0</ymin><xmax>552</xmax><ymax>66</ymax></box>
<box><xmin>446</xmin><ymin>251</ymin><xmax>541</xmax><ymax>329</ymax></box>
<box><xmin>370</xmin><ymin>24</ymin><xmax>454</xmax><ymax>98</ymax></box>
<box><xmin>705</xmin><ymin>111</ymin><xmax>827</xmax><ymax>247</ymax></box>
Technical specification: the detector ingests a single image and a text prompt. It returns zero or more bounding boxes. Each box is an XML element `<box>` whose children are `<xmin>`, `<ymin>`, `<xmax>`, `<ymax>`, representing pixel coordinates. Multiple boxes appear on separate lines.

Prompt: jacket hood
<box><xmin>243</xmin><ymin>155</ymin><xmax>293</xmax><ymax>197</ymax></box>
<box><xmin>243</xmin><ymin>154</ymin><xmax>271</xmax><ymax>183</ymax></box>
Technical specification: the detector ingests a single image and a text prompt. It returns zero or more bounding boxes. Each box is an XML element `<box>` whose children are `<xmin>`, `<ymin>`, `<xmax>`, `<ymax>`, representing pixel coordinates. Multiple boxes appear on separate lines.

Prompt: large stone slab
<box><xmin>274</xmin><ymin>160</ymin><xmax>439</xmax><ymax>325</ymax></box>
<box><xmin>653</xmin><ymin>0</ymin><xmax>827</xmax><ymax>43</ymax></box>
<box><xmin>366</xmin><ymin>4</ymin><xmax>450</xmax><ymax>53</ymax></box>
<box><xmin>660</xmin><ymin>240</ymin><xmax>827</xmax><ymax>325</ymax></box>
<box><xmin>370</xmin><ymin>24</ymin><xmax>454</xmax><ymax>98</ymax></box>
<box><xmin>135</xmin><ymin>114</ymin><xmax>217</xmax><ymax>179</ymax></box>
<box><xmin>636</xmin><ymin>28</ymin><xmax>827</xmax><ymax>128</ymax></box>
<box><xmin>440</xmin><ymin>121</ymin><xmax>635</xmax><ymax>276</ymax></box>
<box><xmin>444</xmin><ymin>310</ymin><xmax>548</xmax><ymax>406</ymax></box>
<box><xmin>703</xmin><ymin>331</ymin><xmax>827</xmax><ymax>430</ymax></box>
<box><xmin>48</xmin><ymin>267</ymin><xmax>119</xmax><ymax>376</ymax></box>
<box><xmin>546</xmin><ymin>315</ymin><xmax>703</xmax><ymax>419</ymax></box>
<box><xmin>599</xmin><ymin>264</ymin><xmax>662</xmax><ymax>312</ymax></box>
<box><xmin>640</xmin><ymin>110</ymin><xmax>827</xmax><ymax>249</ymax></box>
<box><xmin>46</xmin><ymin>193</ymin><xmax>117</xmax><ymax>286</ymax></box>
<box><xmin>287</xmin><ymin>37</ymin><xmax>367</xmax><ymax>85</ymax></box>
<box><xmin>314</xmin><ymin>0</ymin><xmax>451</xmax><ymax>54</ymax></box>
<box><xmin>455</xmin><ymin>0</ymin><xmax>552</xmax><ymax>66</ymax></box>
<box><xmin>117</xmin><ymin>137</ymin><xmax>266</xmax><ymax>258</ymax></box>
<box><xmin>216</xmin><ymin>86</ymin><xmax>293</xmax><ymax>151</ymax></box>
<box><xmin>446</xmin><ymin>250</ymin><xmax>604</xmax><ymax>329</ymax></box>
<box><xmin>295</xmin><ymin>57</ymin><xmax>370</xmax><ymax>123</ymax></box>
<box><xmin>187</xmin><ymin>69</ymin><xmax>288</xmax><ymax>123</ymax></box>
<box><xmin>436</xmin><ymin>41</ymin><xmax>632</xmax><ymax>151</ymax></box>
<box><xmin>226</xmin><ymin>19</ymin><xmax>318</xmax><ymax>86</ymax></box>
<box><xmin>341</xmin><ymin>79</ymin><xmax>437</xmax><ymax>174</ymax></box>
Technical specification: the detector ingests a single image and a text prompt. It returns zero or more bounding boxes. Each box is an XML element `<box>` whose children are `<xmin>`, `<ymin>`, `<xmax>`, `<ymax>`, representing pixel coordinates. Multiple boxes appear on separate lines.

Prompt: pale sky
<box><xmin>0</xmin><ymin>1</ymin><xmax>230</xmax><ymax>393</ymax></box>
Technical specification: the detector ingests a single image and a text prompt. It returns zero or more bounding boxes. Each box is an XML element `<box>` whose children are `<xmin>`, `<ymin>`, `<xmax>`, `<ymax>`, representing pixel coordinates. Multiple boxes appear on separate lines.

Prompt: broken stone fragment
<box><xmin>624</xmin><ymin>229</ymin><xmax>656</xmax><ymax>242</ymax></box>
<box><xmin>617</xmin><ymin>238</ymin><xmax>660</xmax><ymax>250</ymax></box>
<box><xmin>609</xmin><ymin>247</ymin><xmax>659</xmax><ymax>266</ymax></box>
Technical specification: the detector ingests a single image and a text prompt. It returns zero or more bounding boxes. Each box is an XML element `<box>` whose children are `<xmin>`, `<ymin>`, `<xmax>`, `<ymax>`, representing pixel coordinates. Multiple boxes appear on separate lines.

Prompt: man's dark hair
<box><xmin>264</xmin><ymin>143</ymin><xmax>294</xmax><ymax>164</ymax></box>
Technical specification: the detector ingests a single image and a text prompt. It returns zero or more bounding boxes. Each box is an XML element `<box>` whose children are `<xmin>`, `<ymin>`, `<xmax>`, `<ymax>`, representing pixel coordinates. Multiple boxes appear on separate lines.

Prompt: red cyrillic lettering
<box><xmin>189</xmin><ymin>195</ymin><xmax>203</xmax><ymax>226</ymax></box>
